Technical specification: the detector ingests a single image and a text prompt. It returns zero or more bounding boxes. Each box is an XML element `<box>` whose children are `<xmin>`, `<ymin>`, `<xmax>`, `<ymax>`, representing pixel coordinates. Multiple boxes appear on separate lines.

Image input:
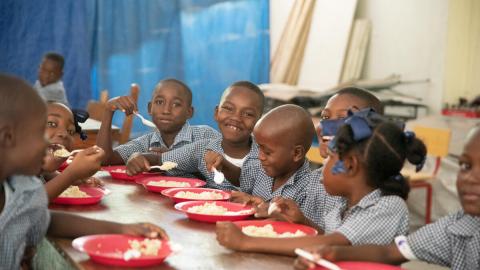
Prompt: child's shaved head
<box><xmin>154</xmin><ymin>78</ymin><xmax>193</xmax><ymax>106</ymax></box>
<box><xmin>255</xmin><ymin>104</ymin><xmax>315</xmax><ymax>151</ymax></box>
<box><xmin>220</xmin><ymin>81</ymin><xmax>265</xmax><ymax>113</ymax></box>
<box><xmin>0</xmin><ymin>74</ymin><xmax>46</xmax><ymax>124</ymax></box>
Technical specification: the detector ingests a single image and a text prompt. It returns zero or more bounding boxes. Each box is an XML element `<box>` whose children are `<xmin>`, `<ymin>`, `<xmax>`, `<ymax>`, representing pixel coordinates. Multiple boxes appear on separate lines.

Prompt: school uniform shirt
<box><xmin>322</xmin><ymin>189</ymin><xmax>409</xmax><ymax>245</ymax></box>
<box><xmin>397</xmin><ymin>210</ymin><xmax>480</xmax><ymax>269</ymax></box>
<box><xmin>0</xmin><ymin>175</ymin><xmax>50</xmax><ymax>269</ymax></box>
<box><xmin>33</xmin><ymin>80</ymin><xmax>69</xmax><ymax>105</ymax></box>
<box><xmin>239</xmin><ymin>160</ymin><xmax>313</xmax><ymax>207</ymax></box>
<box><xmin>114</xmin><ymin>122</ymin><xmax>220</xmax><ymax>163</ymax></box>
<box><xmin>300</xmin><ymin>167</ymin><xmax>342</xmax><ymax>227</ymax></box>
<box><xmin>161</xmin><ymin>137</ymin><xmax>259</xmax><ymax>191</ymax></box>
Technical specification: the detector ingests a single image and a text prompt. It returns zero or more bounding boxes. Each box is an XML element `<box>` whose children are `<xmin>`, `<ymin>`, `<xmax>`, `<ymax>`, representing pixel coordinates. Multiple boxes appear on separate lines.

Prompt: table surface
<box><xmin>48</xmin><ymin>174</ymin><xmax>294</xmax><ymax>270</ymax></box>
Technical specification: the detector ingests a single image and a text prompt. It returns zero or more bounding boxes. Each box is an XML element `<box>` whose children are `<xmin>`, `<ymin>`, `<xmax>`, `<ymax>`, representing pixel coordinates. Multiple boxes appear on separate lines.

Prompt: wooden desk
<box><xmin>47</xmin><ymin>175</ymin><xmax>294</xmax><ymax>269</ymax></box>
<box><xmin>73</xmin><ymin>119</ymin><xmax>120</xmax><ymax>149</ymax></box>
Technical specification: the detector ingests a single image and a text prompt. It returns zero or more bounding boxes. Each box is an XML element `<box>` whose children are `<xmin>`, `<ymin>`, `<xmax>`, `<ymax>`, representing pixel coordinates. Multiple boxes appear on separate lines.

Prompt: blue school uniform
<box><xmin>114</xmin><ymin>122</ymin><xmax>220</xmax><ymax>163</ymax></box>
<box><xmin>322</xmin><ymin>189</ymin><xmax>409</xmax><ymax>245</ymax></box>
<box><xmin>396</xmin><ymin>210</ymin><xmax>480</xmax><ymax>270</ymax></box>
<box><xmin>161</xmin><ymin>137</ymin><xmax>259</xmax><ymax>191</ymax></box>
<box><xmin>239</xmin><ymin>160</ymin><xmax>313</xmax><ymax>207</ymax></box>
<box><xmin>0</xmin><ymin>175</ymin><xmax>50</xmax><ymax>269</ymax></box>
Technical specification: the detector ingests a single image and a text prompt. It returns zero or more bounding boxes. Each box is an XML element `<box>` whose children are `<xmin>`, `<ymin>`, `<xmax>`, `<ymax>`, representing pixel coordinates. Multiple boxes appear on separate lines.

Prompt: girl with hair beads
<box><xmin>216</xmin><ymin>108</ymin><xmax>427</xmax><ymax>256</ymax></box>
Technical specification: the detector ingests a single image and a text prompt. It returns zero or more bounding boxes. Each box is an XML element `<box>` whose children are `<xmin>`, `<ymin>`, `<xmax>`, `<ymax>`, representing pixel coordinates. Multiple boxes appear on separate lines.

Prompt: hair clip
<box><xmin>416</xmin><ymin>156</ymin><xmax>426</xmax><ymax>172</ymax></box>
<box><xmin>331</xmin><ymin>160</ymin><xmax>347</xmax><ymax>175</ymax></box>
<box><xmin>404</xmin><ymin>131</ymin><xmax>415</xmax><ymax>143</ymax></box>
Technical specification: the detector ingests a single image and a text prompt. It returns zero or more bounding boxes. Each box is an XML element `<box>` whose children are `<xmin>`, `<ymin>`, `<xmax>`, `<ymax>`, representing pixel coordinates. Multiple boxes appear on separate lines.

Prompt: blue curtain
<box><xmin>0</xmin><ymin>0</ymin><xmax>91</xmax><ymax>109</ymax></box>
<box><xmin>0</xmin><ymin>0</ymin><xmax>269</xmax><ymax>137</ymax></box>
<box><xmin>89</xmin><ymin>0</ymin><xmax>269</xmax><ymax>137</ymax></box>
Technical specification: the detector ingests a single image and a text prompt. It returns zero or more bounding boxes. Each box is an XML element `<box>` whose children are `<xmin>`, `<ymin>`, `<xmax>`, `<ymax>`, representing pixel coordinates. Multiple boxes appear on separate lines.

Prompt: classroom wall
<box><xmin>270</xmin><ymin>0</ymin><xmax>450</xmax><ymax>113</ymax></box>
<box><xmin>356</xmin><ymin>0</ymin><xmax>449</xmax><ymax>113</ymax></box>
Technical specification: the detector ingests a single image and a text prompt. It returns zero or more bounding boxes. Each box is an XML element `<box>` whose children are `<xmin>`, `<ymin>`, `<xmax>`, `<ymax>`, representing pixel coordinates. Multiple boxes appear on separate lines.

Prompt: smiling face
<box><xmin>254</xmin><ymin>127</ymin><xmax>298</xmax><ymax>179</ymax></box>
<box><xmin>214</xmin><ymin>86</ymin><xmax>263</xmax><ymax>144</ymax></box>
<box><xmin>457</xmin><ymin>127</ymin><xmax>480</xmax><ymax>216</ymax></box>
<box><xmin>45</xmin><ymin>103</ymin><xmax>75</xmax><ymax>150</ymax></box>
<box><xmin>148</xmin><ymin>82</ymin><xmax>193</xmax><ymax>134</ymax></box>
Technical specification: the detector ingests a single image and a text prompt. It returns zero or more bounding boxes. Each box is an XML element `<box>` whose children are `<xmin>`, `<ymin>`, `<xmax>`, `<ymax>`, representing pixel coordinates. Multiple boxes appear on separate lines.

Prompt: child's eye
<box><xmin>47</xmin><ymin>121</ymin><xmax>57</xmax><ymax>128</ymax></box>
<box><xmin>155</xmin><ymin>99</ymin><xmax>164</xmax><ymax>105</ymax></box>
<box><xmin>459</xmin><ymin>161</ymin><xmax>471</xmax><ymax>171</ymax></box>
<box><xmin>172</xmin><ymin>102</ymin><xmax>182</xmax><ymax>107</ymax></box>
<box><xmin>68</xmin><ymin>129</ymin><xmax>76</xmax><ymax>136</ymax></box>
<box><xmin>221</xmin><ymin>106</ymin><xmax>233</xmax><ymax>112</ymax></box>
<box><xmin>241</xmin><ymin>111</ymin><xmax>255</xmax><ymax>118</ymax></box>
<box><xmin>320</xmin><ymin>114</ymin><xmax>329</xmax><ymax>120</ymax></box>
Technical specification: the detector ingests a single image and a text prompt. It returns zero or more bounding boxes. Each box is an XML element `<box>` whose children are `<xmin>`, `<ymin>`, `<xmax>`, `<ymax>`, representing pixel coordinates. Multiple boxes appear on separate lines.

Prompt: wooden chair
<box><xmin>86</xmin><ymin>83</ymin><xmax>140</xmax><ymax>145</ymax></box>
<box><xmin>401</xmin><ymin>126</ymin><xmax>451</xmax><ymax>224</ymax></box>
<box><xmin>306</xmin><ymin>147</ymin><xmax>324</xmax><ymax>166</ymax></box>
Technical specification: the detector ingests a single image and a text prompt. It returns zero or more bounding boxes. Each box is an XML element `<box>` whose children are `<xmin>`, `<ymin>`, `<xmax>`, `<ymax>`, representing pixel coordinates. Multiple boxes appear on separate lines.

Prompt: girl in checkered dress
<box><xmin>216</xmin><ymin>108</ymin><xmax>427</xmax><ymax>257</ymax></box>
<box><xmin>295</xmin><ymin>125</ymin><xmax>480</xmax><ymax>270</ymax></box>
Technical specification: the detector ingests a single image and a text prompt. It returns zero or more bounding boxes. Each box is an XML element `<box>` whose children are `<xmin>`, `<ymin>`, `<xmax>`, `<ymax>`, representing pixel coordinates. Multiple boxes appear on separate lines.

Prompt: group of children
<box><xmin>1</xmin><ymin>69</ymin><xmax>478</xmax><ymax>269</ymax></box>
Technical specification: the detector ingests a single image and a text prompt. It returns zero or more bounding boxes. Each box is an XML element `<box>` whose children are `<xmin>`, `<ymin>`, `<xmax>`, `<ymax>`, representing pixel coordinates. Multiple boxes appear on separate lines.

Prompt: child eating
<box><xmin>125</xmin><ymin>81</ymin><xmax>265</xmax><ymax>191</ymax></box>
<box><xmin>41</xmin><ymin>102</ymin><xmax>104</xmax><ymax>201</ymax></box>
<box><xmin>0</xmin><ymin>74</ymin><xmax>168</xmax><ymax>269</ymax></box>
<box><xmin>294</xmin><ymin>125</ymin><xmax>480</xmax><ymax>270</ymax></box>
<box><xmin>216</xmin><ymin>108</ymin><xmax>427</xmax><ymax>256</ymax></box>
<box><xmin>97</xmin><ymin>78</ymin><xmax>219</xmax><ymax>165</ymax></box>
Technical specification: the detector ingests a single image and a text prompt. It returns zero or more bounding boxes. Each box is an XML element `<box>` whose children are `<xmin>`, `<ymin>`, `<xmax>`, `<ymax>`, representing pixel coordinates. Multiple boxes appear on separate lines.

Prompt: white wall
<box><xmin>356</xmin><ymin>0</ymin><xmax>449</xmax><ymax>112</ymax></box>
<box><xmin>270</xmin><ymin>0</ymin><xmax>450</xmax><ymax>113</ymax></box>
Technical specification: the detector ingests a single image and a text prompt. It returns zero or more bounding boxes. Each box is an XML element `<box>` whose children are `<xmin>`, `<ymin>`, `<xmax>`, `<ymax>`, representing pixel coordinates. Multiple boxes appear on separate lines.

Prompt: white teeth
<box><xmin>226</xmin><ymin>125</ymin><xmax>240</xmax><ymax>131</ymax></box>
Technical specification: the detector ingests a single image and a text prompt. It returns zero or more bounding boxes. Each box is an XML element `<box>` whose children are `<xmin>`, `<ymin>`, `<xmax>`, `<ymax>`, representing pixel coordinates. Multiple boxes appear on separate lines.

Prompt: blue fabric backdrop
<box><xmin>0</xmin><ymin>0</ymin><xmax>269</xmax><ymax>137</ymax></box>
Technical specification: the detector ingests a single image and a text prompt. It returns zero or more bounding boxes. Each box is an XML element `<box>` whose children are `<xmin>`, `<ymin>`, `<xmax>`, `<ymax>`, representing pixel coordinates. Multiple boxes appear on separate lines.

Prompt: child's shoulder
<box><xmin>364</xmin><ymin>192</ymin><xmax>408</xmax><ymax>214</ymax></box>
<box><xmin>7</xmin><ymin>175</ymin><xmax>45</xmax><ymax>191</ymax></box>
<box><xmin>189</xmin><ymin>124</ymin><xmax>221</xmax><ymax>138</ymax></box>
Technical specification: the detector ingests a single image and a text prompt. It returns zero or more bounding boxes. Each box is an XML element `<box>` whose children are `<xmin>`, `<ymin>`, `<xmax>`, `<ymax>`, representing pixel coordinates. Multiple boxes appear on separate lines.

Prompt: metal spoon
<box><xmin>134</xmin><ymin>112</ymin><xmax>156</xmax><ymax>128</ymax></box>
<box><xmin>212</xmin><ymin>167</ymin><xmax>225</xmax><ymax>184</ymax></box>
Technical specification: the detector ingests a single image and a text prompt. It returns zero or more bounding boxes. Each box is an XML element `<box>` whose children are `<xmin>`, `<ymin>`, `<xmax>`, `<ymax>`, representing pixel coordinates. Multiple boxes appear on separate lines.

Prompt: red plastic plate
<box><xmin>314</xmin><ymin>262</ymin><xmax>404</xmax><ymax>270</ymax></box>
<box><xmin>233</xmin><ymin>220</ymin><xmax>318</xmax><ymax>237</ymax></box>
<box><xmin>137</xmin><ymin>177</ymin><xmax>206</xmax><ymax>193</ymax></box>
<box><xmin>72</xmin><ymin>234</ymin><xmax>171</xmax><ymax>267</ymax></box>
<box><xmin>102</xmin><ymin>166</ymin><xmax>160</xmax><ymax>181</ymax></box>
<box><xmin>161</xmin><ymin>187</ymin><xmax>230</xmax><ymax>203</ymax></box>
<box><xmin>174</xmin><ymin>201</ymin><xmax>254</xmax><ymax>223</ymax></box>
<box><xmin>53</xmin><ymin>186</ymin><xmax>105</xmax><ymax>205</ymax></box>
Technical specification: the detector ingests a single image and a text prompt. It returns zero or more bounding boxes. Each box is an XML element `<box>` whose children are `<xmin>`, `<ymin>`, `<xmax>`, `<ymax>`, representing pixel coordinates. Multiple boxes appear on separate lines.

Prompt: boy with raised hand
<box><xmin>97</xmin><ymin>78</ymin><xmax>220</xmax><ymax>165</ymax></box>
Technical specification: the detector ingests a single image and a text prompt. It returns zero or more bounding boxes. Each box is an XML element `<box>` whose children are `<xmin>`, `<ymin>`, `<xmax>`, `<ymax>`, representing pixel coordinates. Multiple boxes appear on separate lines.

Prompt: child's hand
<box><xmin>293</xmin><ymin>245</ymin><xmax>338</xmax><ymax>270</ymax></box>
<box><xmin>265</xmin><ymin>197</ymin><xmax>308</xmax><ymax>224</ymax></box>
<box><xmin>230</xmin><ymin>191</ymin><xmax>264</xmax><ymax>206</ymax></box>
<box><xmin>65</xmin><ymin>146</ymin><xmax>104</xmax><ymax>180</ymax></box>
<box><xmin>126</xmin><ymin>153</ymin><xmax>151</xmax><ymax>175</ymax></box>
<box><xmin>204</xmin><ymin>150</ymin><xmax>224</xmax><ymax>172</ymax></box>
<box><xmin>42</xmin><ymin>145</ymin><xmax>66</xmax><ymax>173</ymax></box>
<box><xmin>216</xmin><ymin>222</ymin><xmax>247</xmax><ymax>251</ymax></box>
<box><xmin>73</xmin><ymin>177</ymin><xmax>104</xmax><ymax>187</ymax></box>
<box><xmin>120</xmin><ymin>222</ymin><xmax>169</xmax><ymax>240</ymax></box>
<box><xmin>106</xmin><ymin>96</ymin><xmax>137</xmax><ymax>115</ymax></box>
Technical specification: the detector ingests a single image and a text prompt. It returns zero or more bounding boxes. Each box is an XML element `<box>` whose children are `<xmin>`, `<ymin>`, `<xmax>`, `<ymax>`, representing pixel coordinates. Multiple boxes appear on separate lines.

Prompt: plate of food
<box><xmin>161</xmin><ymin>187</ymin><xmax>230</xmax><ymax>203</ymax></box>
<box><xmin>72</xmin><ymin>234</ymin><xmax>171</xmax><ymax>267</ymax></box>
<box><xmin>53</xmin><ymin>186</ymin><xmax>105</xmax><ymax>205</ymax></box>
<box><xmin>174</xmin><ymin>201</ymin><xmax>254</xmax><ymax>223</ymax></box>
<box><xmin>138</xmin><ymin>177</ymin><xmax>206</xmax><ymax>193</ymax></box>
<box><xmin>233</xmin><ymin>220</ymin><xmax>318</xmax><ymax>238</ymax></box>
<box><xmin>102</xmin><ymin>166</ymin><xmax>159</xmax><ymax>181</ymax></box>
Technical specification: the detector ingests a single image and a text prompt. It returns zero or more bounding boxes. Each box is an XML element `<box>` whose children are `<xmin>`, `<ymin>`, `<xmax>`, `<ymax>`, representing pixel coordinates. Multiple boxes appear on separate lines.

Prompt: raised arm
<box><xmin>96</xmin><ymin>96</ymin><xmax>137</xmax><ymax>165</ymax></box>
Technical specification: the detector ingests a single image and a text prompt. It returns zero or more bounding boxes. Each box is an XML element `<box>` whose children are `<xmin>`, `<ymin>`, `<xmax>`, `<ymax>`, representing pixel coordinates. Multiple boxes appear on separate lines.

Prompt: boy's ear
<box><xmin>342</xmin><ymin>154</ymin><xmax>359</xmax><ymax>176</ymax></box>
<box><xmin>187</xmin><ymin>106</ymin><xmax>194</xmax><ymax>119</ymax></box>
<box><xmin>213</xmin><ymin>106</ymin><xmax>219</xmax><ymax>121</ymax></box>
<box><xmin>147</xmin><ymin>102</ymin><xmax>152</xmax><ymax>115</ymax></box>
<box><xmin>292</xmin><ymin>145</ymin><xmax>305</xmax><ymax>163</ymax></box>
<box><xmin>0</xmin><ymin>123</ymin><xmax>15</xmax><ymax>148</ymax></box>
